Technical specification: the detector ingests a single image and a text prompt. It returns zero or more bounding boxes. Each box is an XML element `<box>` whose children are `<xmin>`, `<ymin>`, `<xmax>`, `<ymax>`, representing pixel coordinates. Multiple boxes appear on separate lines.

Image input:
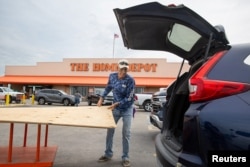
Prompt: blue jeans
<box><xmin>104</xmin><ymin>106</ymin><xmax>133</xmax><ymax>160</ymax></box>
<box><xmin>75</xmin><ymin>98</ymin><xmax>80</xmax><ymax>106</ymax></box>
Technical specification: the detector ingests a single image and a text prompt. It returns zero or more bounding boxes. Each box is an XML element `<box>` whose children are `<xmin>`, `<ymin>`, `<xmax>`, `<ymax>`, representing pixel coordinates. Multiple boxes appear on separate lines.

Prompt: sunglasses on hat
<box><xmin>119</xmin><ymin>61</ymin><xmax>129</xmax><ymax>66</ymax></box>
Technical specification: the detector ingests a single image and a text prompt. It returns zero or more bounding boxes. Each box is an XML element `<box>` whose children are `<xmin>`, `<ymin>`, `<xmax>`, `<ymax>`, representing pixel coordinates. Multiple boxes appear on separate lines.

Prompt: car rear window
<box><xmin>207</xmin><ymin>46</ymin><xmax>250</xmax><ymax>84</ymax></box>
<box><xmin>168</xmin><ymin>23</ymin><xmax>201</xmax><ymax>52</ymax></box>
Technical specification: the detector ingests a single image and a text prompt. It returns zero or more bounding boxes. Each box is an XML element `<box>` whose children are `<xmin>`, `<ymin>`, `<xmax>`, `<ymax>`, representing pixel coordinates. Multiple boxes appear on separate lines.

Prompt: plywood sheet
<box><xmin>0</xmin><ymin>106</ymin><xmax>116</xmax><ymax>128</ymax></box>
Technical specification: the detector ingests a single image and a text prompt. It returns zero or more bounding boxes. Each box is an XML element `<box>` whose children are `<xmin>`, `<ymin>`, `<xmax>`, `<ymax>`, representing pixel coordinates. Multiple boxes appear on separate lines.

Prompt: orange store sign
<box><xmin>70</xmin><ymin>63</ymin><xmax>157</xmax><ymax>72</ymax></box>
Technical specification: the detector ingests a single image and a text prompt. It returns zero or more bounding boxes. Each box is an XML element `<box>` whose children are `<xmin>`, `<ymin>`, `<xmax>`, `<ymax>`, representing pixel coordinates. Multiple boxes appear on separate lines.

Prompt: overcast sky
<box><xmin>0</xmin><ymin>0</ymin><xmax>250</xmax><ymax>75</ymax></box>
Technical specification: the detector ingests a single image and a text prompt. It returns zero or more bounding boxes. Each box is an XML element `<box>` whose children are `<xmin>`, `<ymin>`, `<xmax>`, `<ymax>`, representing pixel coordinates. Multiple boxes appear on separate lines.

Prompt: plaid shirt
<box><xmin>101</xmin><ymin>72</ymin><xmax>135</xmax><ymax>110</ymax></box>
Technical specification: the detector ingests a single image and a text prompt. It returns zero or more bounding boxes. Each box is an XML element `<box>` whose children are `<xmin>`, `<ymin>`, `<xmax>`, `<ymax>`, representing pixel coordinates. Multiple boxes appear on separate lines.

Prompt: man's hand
<box><xmin>97</xmin><ymin>97</ymin><xmax>103</xmax><ymax>107</ymax></box>
<box><xmin>107</xmin><ymin>102</ymin><xmax>119</xmax><ymax>110</ymax></box>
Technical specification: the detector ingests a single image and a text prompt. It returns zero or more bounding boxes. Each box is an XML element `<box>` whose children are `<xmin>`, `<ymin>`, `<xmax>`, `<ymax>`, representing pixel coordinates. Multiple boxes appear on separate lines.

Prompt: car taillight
<box><xmin>189</xmin><ymin>51</ymin><xmax>250</xmax><ymax>102</ymax></box>
<box><xmin>134</xmin><ymin>95</ymin><xmax>138</xmax><ymax>101</ymax></box>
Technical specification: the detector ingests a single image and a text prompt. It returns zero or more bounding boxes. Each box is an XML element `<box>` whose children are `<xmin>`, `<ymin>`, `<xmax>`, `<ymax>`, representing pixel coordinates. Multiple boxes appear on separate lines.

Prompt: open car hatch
<box><xmin>113</xmin><ymin>2</ymin><xmax>229</xmax><ymax>64</ymax></box>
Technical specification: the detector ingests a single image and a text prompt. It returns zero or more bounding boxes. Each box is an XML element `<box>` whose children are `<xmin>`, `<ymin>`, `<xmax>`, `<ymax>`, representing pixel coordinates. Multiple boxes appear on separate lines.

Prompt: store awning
<box><xmin>0</xmin><ymin>75</ymin><xmax>175</xmax><ymax>87</ymax></box>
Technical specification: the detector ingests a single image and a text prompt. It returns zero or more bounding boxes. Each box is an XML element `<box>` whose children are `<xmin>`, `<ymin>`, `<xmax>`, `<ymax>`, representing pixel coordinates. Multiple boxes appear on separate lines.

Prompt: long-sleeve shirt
<box><xmin>101</xmin><ymin>72</ymin><xmax>135</xmax><ymax>110</ymax></box>
<box><xmin>74</xmin><ymin>92</ymin><xmax>81</xmax><ymax>99</ymax></box>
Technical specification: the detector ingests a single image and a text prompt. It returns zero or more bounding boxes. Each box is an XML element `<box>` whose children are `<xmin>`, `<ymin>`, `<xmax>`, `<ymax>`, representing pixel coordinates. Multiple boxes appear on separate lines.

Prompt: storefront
<box><xmin>0</xmin><ymin>58</ymin><xmax>189</xmax><ymax>99</ymax></box>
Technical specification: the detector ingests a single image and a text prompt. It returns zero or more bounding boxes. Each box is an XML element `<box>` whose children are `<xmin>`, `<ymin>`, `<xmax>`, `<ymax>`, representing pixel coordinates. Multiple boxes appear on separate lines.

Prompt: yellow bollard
<box><xmin>22</xmin><ymin>94</ymin><xmax>26</xmax><ymax>104</ymax></box>
<box><xmin>5</xmin><ymin>94</ymin><xmax>9</xmax><ymax>106</ymax></box>
<box><xmin>31</xmin><ymin>94</ymin><xmax>35</xmax><ymax>105</ymax></box>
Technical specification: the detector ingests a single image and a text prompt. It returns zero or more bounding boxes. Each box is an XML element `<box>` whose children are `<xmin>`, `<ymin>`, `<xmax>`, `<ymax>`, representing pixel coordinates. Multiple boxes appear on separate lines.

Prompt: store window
<box><xmin>135</xmin><ymin>87</ymin><xmax>144</xmax><ymax>93</ymax></box>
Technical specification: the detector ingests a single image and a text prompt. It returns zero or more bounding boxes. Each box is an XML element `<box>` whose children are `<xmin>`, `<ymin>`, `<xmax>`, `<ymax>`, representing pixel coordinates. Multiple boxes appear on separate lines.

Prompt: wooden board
<box><xmin>0</xmin><ymin>106</ymin><xmax>116</xmax><ymax>128</ymax></box>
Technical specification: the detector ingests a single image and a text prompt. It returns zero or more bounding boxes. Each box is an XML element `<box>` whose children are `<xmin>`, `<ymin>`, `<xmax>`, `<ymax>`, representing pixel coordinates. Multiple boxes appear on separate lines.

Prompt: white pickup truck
<box><xmin>134</xmin><ymin>93</ymin><xmax>153</xmax><ymax>112</ymax></box>
<box><xmin>0</xmin><ymin>87</ymin><xmax>24</xmax><ymax>104</ymax></box>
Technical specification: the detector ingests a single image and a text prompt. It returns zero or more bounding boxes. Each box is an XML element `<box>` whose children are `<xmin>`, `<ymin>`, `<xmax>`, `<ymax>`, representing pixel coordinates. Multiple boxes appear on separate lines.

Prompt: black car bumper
<box><xmin>155</xmin><ymin>133</ymin><xmax>178</xmax><ymax>167</ymax></box>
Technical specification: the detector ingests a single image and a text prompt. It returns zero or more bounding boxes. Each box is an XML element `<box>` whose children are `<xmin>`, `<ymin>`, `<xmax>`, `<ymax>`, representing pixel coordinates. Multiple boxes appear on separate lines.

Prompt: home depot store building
<box><xmin>0</xmin><ymin>58</ymin><xmax>189</xmax><ymax>99</ymax></box>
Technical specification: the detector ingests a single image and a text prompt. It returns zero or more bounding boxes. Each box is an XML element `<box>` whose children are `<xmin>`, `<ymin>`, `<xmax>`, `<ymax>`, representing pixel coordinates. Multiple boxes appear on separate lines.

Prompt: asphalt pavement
<box><xmin>0</xmin><ymin>101</ymin><xmax>160</xmax><ymax>167</ymax></box>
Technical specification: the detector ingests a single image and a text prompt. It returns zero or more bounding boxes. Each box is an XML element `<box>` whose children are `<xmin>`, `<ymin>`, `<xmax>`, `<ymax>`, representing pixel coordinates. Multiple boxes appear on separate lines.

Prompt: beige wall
<box><xmin>2</xmin><ymin>58</ymin><xmax>191</xmax><ymax>96</ymax></box>
<box><xmin>5</xmin><ymin>58</ymin><xmax>189</xmax><ymax>78</ymax></box>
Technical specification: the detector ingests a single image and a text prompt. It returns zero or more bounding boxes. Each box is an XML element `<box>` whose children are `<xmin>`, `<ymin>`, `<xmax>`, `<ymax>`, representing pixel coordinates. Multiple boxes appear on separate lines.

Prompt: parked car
<box><xmin>87</xmin><ymin>91</ymin><xmax>113</xmax><ymax>106</ymax></box>
<box><xmin>150</xmin><ymin>89</ymin><xmax>167</xmax><ymax>129</ymax></box>
<box><xmin>151</xmin><ymin>90</ymin><xmax>167</xmax><ymax>113</ymax></box>
<box><xmin>35</xmin><ymin>89</ymin><xmax>75</xmax><ymax>106</ymax></box>
<box><xmin>134</xmin><ymin>93</ymin><xmax>152</xmax><ymax>112</ymax></box>
<box><xmin>114</xmin><ymin>2</ymin><xmax>250</xmax><ymax>167</ymax></box>
<box><xmin>150</xmin><ymin>101</ymin><xmax>165</xmax><ymax>130</ymax></box>
<box><xmin>0</xmin><ymin>87</ymin><xmax>24</xmax><ymax>103</ymax></box>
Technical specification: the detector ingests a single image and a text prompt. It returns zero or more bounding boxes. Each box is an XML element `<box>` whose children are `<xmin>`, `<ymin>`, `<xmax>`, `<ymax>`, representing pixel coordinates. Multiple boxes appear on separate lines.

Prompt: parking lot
<box><xmin>0</xmin><ymin>101</ymin><xmax>160</xmax><ymax>167</ymax></box>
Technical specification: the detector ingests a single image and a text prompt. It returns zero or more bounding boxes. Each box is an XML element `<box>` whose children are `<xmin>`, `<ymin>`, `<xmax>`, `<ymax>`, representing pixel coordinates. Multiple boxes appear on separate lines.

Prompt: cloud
<box><xmin>0</xmin><ymin>0</ymin><xmax>250</xmax><ymax>75</ymax></box>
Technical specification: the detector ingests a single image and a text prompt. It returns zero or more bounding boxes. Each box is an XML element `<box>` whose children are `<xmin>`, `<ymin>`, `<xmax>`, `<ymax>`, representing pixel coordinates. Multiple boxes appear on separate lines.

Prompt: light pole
<box><xmin>113</xmin><ymin>33</ymin><xmax>119</xmax><ymax>58</ymax></box>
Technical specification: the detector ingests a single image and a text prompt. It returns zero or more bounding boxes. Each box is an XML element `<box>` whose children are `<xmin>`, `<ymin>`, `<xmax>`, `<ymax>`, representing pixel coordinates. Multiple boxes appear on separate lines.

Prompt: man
<box><xmin>97</xmin><ymin>59</ymin><xmax>135</xmax><ymax>167</ymax></box>
<box><xmin>74</xmin><ymin>90</ymin><xmax>82</xmax><ymax>107</ymax></box>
